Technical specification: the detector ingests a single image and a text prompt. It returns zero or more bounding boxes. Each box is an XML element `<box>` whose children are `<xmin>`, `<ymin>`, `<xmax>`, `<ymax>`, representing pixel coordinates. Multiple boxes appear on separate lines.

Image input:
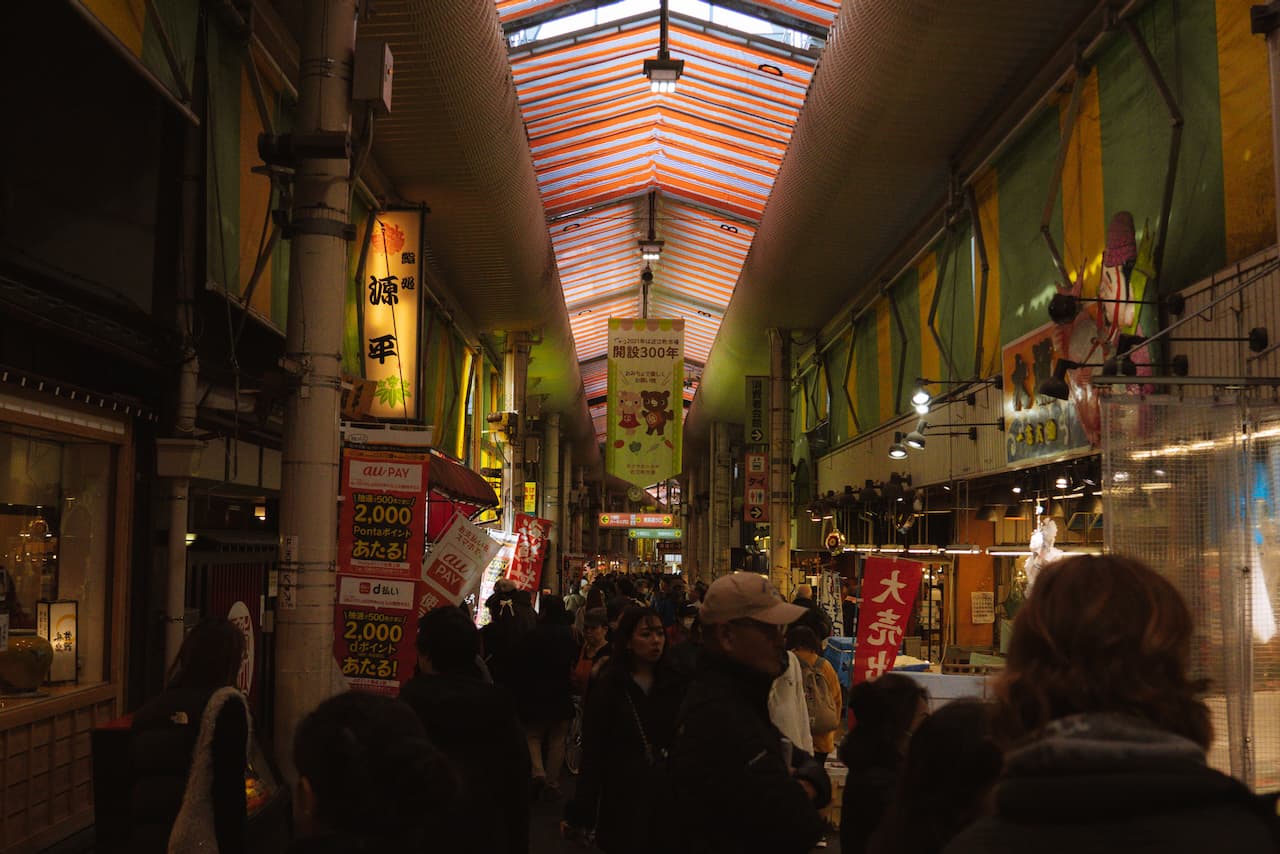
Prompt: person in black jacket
<box><xmin>399</xmin><ymin>605</ymin><xmax>531</xmax><ymax>853</ymax></box>
<box><xmin>668</xmin><ymin>572</ymin><xmax>831</xmax><ymax>854</ymax></box>
<box><xmin>290</xmin><ymin>691</ymin><xmax>455</xmax><ymax>853</ymax></box>
<box><xmin>562</xmin><ymin>605</ymin><xmax>686</xmax><ymax>853</ymax></box>
<box><xmin>516</xmin><ymin>594</ymin><xmax>579</xmax><ymax>798</ymax></box>
<box><xmin>130</xmin><ymin>617</ymin><xmax>248</xmax><ymax>853</ymax></box>
<box><xmin>945</xmin><ymin>554</ymin><xmax>1280</xmax><ymax>854</ymax></box>
<box><xmin>838</xmin><ymin>673</ymin><xmax>929</xmax><ymax>854</ymax></box>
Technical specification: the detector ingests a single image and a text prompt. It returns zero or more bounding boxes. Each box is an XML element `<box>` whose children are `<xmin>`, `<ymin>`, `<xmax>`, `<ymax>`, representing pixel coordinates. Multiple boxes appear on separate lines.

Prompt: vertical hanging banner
<box><xmin>852</xmin><ymin>557</ymin><xmax>924</xmax><ymax>684</ymax></box>
<box><xmin>743</xmin><ymin>450</ymin><xmax>768</xmax><ymax>522</ymax></box>
<box><xmin>476</xmin><ymin>531</ymin><xmax>519</xmax><ymax>628</ymax></box>
<box><xmin>507</xmin><ymin>513</ymin><xmax>553</xmax><ymax>593</ymax></box>
<box><xmin>335</xmin><ymin>448</ymin><xmax>429</xmax><ymax>695</ymax></box>
<box><xmin>606</xmin><ymin>319</ymin><xmax>683</xmax><ymax>487</ymax></box>
<box><xmin>362</xmin><ymin>209</ymin><xmax>423</xmax><ymax>420</ymax></box>
<box><xmin>818</xmin><ymin>569</ymin><xmax>845</xmax><ymax>638</ymax></box>
<box><xmin>420</xmin><ymin>512</ymin><xmax>502</xmax><ymax>608</ymax></box>
<box><xmin>745</xmin><ymin>376</ymin><xmax>769</xmax><ymax>444</ymax></box>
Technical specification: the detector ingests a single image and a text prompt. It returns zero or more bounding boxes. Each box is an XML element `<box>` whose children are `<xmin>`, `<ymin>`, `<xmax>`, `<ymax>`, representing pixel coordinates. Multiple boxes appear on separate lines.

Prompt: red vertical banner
<box><xmin>852</xmin><ymin>557</ymin><xmax>924</xmax><ymax>684</ymax></box>
<box><xmin>335</xmin><ymin>448</ymin><xmax>429</xmax><ymax>695</ymax></box>
<box><xmin>507</xmin><ymin>513</ymin><xmax>552</xmax><ymax>592</ymax></box>
<box><xmin>743</xmin><ymin>450</ymin><xmax>768</xmax><ymax>522</ymax></box>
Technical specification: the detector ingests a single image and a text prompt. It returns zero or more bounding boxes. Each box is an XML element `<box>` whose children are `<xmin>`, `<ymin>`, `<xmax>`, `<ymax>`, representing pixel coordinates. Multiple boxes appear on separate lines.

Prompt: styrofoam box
<box><xmin>898</xmin><ymin>671</ymin><xmax>993</xmax><ymax>711</ymax></box>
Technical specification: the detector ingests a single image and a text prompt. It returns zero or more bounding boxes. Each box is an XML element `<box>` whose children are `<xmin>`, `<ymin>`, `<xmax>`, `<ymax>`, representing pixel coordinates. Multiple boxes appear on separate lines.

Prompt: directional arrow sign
<box><xmin>748</xmin><ymin>505</ymin><xmax>764</xmax><ymax>520</ymax></box>
<box><xmin>749</xmin><ymin>427</ymin><xmax>766</xmax><ymax>443</ymax></box>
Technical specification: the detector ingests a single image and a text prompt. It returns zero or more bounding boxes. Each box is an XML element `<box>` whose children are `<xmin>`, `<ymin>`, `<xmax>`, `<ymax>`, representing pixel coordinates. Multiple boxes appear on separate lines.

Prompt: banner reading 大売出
<box><xmin>852</xmin><ymin>557</ymin><xmax>924</xmax><ymax>685</ymax></box>
<box><xmin>606</xmin><ymin>319</ymin><xmax>683</xmax><ymax>487</ymax></box>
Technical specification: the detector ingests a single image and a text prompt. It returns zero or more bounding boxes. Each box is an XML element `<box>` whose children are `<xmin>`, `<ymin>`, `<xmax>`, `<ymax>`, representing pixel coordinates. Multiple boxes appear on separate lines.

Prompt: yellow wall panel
<box><xmin>80</xmin><ymin>0</ymin><xmax>147</xmax><ymax>56</ymax></box>
<box><xmin>876</xmin><ymin>301</ymin><xmax>893</xmax><ymax>424</ymax></box>
<box><xmin>972</xmin><ymin>170</ymin><xmax>1001</xmax><ymax>377</ymax></box>
<box><xmin>1059</xmin><ymin>69</ymin><xmax>1105</xmax><ymax>298</ymax></box>
<box><xmin>1217</xmin><ymin>0</ymin><xmax>1276</xmax><ymax>260</ymax></box>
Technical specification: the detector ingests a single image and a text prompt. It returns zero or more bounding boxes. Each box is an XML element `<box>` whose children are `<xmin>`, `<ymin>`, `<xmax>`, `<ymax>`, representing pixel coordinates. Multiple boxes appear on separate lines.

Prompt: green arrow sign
<box><xmin>628</xmin><ymin>528</ymin><xmax>682</xmax><ymax>540</ymax></box>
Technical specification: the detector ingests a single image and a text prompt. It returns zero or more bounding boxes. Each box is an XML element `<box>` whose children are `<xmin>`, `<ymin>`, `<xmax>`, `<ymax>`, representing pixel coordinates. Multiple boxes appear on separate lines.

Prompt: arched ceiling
<box><xmin>496</xmin><ymin>0</ymin><xmax>840</xmax><ymax>441</ymax></box>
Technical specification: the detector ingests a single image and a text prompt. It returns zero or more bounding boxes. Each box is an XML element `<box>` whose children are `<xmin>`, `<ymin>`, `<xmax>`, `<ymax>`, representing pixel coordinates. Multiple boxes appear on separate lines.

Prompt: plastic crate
<box><xmin>823</xmin><ymin>637</ymin><xmax>854</xmax><ymax>690</ymax></box>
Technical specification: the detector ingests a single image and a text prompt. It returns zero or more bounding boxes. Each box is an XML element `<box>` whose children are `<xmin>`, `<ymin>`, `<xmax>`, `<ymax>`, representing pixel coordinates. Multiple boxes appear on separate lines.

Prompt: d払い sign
<box><xmin>606</xmin><ymin>319</ymin><xmax>683</xmax><ymax>488</ymax></box>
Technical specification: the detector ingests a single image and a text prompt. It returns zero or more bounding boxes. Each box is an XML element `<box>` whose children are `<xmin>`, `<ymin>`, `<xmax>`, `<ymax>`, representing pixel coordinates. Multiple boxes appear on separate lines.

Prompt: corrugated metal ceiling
<box><xmin>501</xmin><ymin>0</ymin><xmax>836</xmax><ymax>439</ymax></box>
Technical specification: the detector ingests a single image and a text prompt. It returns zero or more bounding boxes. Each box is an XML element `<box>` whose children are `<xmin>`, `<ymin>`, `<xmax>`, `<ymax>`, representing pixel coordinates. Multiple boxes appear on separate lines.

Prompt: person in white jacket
<box><xmin>768</xmin><ymin>649</ymin><xmax>814</xmax><ymax>756</ymax></box>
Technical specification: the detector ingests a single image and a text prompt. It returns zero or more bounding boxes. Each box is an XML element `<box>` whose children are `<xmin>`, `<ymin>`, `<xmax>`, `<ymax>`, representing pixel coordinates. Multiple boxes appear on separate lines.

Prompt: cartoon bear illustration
<box><xmin>641</xmin><ymin>390</ymin><xmax>674</xmax><ymax>437</ymax></box>
<box><xmin>616</xmin><ymin>390</ymin><xmax>641</xmax><ymax>448</ymax></box>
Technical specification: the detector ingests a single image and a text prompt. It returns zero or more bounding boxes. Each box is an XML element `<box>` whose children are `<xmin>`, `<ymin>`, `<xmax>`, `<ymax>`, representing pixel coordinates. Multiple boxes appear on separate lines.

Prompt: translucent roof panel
<box><xmin>499</xmin><ymin>0</ymin><xmax>839</xmax><ymax>441</ymax></box>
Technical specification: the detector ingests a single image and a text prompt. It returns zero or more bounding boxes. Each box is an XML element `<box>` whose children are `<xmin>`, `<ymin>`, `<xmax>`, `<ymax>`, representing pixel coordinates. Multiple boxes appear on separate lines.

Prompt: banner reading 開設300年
<box><xmin>606</xmin><ymin>319</ymin><xmax>683</xmax><ymax>488</ymax></box>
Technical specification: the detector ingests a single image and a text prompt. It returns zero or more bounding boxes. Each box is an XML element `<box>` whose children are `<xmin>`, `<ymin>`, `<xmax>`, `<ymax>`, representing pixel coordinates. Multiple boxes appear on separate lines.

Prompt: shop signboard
<box><xmin>507</xmin><ymin>513</ymin><xmax>553</xmax><ymax>593</ymax></box>
<box><xmin>852</xmin><ymin>557</ymin><xmax>924</xmax><ymax>684</ymax></box>
<box><xmin>745</xmin><ymin>376</ymin><xmax>769</xmax><ymax>444</ymax></box>
<box><xmin>421</xmin><ymin>512</ymin><xmax>502</xmax><ymax>606</ymax></box>
<box><xmin>743</xmin><ymin>450</ymin><xmax>768</xmax><ymax>522</ymax></box>
<box><xmin>1002</xmin><ymin>322</ymin><xmax>1094</xmax><ymax>465</ymax></box>
<box><xmin>599</xmin><ymin>512</ymin><xmax>675</xmax><ymax>529</ymax></box>
<box><xmin>628</xmin><ymin>528</ymin><xmax>682</xmax><ymax>540</ymax></box>
<box><xmin>606</xmin><ymin>318</ymin><xmax>683</xmax><ymax>487</ymax></box>
<box><xmin>818</xmin><ymin>569</ymin><xmax>844</xmax><ymax>638</ymax></box>
<box><xmin>335</xmin><ymin>447</ymin><xmax>430</xmax><ymax>695</ymax></box>
<box><xmin>523</xmin><ymin>481</ymin><xmax>538</xmax><ymax>513</ymax></box>
<box><xmin>970</xmin><ymin>591</ymin><xmax>995</xmax><ymax>625</ymax></box>
<box><xmin>361</xmin><ymin>209</ymin><xmax>423</xmax><ymax>421</ymax></box>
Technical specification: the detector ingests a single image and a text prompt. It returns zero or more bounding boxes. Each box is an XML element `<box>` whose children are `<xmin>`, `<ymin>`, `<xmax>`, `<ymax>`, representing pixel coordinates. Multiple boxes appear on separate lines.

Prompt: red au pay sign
<box><xmin>852</xmin><ymin>557</ymin><xmax>924</xmax><ymax>685</ymax></box>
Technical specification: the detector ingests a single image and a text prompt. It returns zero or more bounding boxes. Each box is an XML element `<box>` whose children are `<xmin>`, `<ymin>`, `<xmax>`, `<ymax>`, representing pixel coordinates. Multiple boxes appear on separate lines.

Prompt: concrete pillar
<box><xmin>542</xmin><ymin>412</ymin><xmax>561</xmax><ymax>593</ymax></box>
<box><xmin>575</xmin><ymin>465</ymin><xmax>587</xmax><ymax>554</ymax></box>
<box><xmin>768</xmin><ymin>329</ymin><xmax>792</xmax><ymax>597</ymax></box>
<box><xmin>560</xmin><ymin>439</ymin><xmax>574</xmax><ymax>577</ymax></box>
<box><xmin>502</xmin><ymin>334</ymin><xmax>530</xmax><ymax>532</ymax></box>
<box><xmin>275</xmin><ymin>0</ymin><xmax>356</xmax><ymax>776</ymax></box>
<box><xmin>682</xmin><ymin>467</ymin><xmax>698</xmax><ymax>582</ymax></box>
<box><xmin>710</xmin><ymin>421</ymin><xmax>733</xmax><ymax>579</ymax></box>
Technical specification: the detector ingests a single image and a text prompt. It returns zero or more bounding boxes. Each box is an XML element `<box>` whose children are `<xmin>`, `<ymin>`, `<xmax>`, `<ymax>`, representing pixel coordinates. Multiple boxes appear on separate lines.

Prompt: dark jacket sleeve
<box><xmin>498</xmin><ymin>693</ymin><xmax>532</xmax><ymax>854</ymax></box>
<box><xmin>672</xmin><ymin>696</ymin><xmax>824</xmax><ymax>853</ymax></box>
<box><xmin>211</xmin><ymin>699</ymin><xmax>248</xmax><ymax>854</ymax></box>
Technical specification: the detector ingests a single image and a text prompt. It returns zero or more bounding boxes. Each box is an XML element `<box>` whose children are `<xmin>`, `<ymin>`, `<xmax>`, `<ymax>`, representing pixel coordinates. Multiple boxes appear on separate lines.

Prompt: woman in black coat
<box><xmin>945</xmin><ymin>555</ymin><xmax>1280</xmax><ymax>854</ymax></box>
<box><xmin>515</xmin><ymin>594</ymin><xmax>579</xmax><ymax>796</ymax></box>
<box><xmin>837</xmin><ymin>673</ymin><xmax>929</xmax><ymax>854</ymax></box>
<box><xmin>562</xmin><ymin>606</ymin><xmax>686</xmax><ymax>853</ymax></box>
<box><xmin>130</xmin><ymin>617</ymin><xmax>249</xmax><ymax>853</ymax></box>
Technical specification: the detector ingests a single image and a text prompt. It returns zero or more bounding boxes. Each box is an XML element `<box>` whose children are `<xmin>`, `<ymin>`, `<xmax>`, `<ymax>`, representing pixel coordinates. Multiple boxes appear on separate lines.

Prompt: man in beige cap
<box><xmin>668</xmin><ymin>572</ymin><xmax>830</xmax><ymax>853</ymax></box>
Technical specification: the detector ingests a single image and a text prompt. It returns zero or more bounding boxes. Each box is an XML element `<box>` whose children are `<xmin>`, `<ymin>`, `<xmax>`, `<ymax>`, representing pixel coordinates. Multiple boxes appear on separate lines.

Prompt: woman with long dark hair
<box><xmin>945</xmin><ymin>555</ymin><xmax>1279</xmax><ymax>853</ymax></box>
<box><xmin>837</xmin><ymin>672</ymin><xmax>929</xmax><ymax>854</ymax></box>
<box><xmin>561</xmin><ymin>605</ymin><xmax>686</xmax><ymax>853</ymax></box>
<box><xmin>130</xmin><ymin>617</ymin><xmax>249</xmax><ymax>852</ymax></box>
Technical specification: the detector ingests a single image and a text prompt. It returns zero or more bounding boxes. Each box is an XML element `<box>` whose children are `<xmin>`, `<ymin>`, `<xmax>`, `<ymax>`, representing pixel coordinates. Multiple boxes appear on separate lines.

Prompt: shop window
<box><xmin>0</xmin><ymin>428</ymin><xmax>115</xmax><ymax>691</ymax></box>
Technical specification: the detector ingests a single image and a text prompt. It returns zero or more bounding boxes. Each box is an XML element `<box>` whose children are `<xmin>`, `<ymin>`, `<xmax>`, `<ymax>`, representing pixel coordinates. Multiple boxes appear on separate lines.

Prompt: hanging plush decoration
<box><xmin>1023</xmin><ymin>518</ymin><xmax>1066</xmax><ymax>595</ymax></box>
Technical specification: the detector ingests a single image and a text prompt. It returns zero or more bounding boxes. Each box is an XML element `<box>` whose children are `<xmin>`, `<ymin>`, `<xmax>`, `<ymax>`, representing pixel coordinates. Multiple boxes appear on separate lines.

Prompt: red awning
<box><xmin>426</xmin><ymin>451</ymin><xmax>498</xmax><ymax>541</ymax></box>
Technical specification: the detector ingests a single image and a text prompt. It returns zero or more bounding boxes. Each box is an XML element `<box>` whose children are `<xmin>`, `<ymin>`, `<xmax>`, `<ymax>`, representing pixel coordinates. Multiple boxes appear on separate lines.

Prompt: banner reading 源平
<box><xmin>606</xmin><ymin>319</ymin><xmax>683</xmax><ymax>487</ymax></box>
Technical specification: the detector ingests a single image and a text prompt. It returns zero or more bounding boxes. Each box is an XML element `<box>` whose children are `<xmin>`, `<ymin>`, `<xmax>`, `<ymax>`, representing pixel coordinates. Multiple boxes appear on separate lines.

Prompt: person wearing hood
<box><xmin>945</xmin><ymin>555</ymin><xmax>1279</xmax><ymax>854</ymax></box>
<box><xmin>669</xmin><ymin>572</ymin><xmax>830</xmax><ymax>853</ymax></box>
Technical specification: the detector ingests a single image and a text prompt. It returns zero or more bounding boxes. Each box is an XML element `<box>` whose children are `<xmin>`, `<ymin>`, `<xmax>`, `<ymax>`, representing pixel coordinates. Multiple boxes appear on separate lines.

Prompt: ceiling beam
<box><xmin>707</xmin><ymin>1</ymin><xmax>830</xmax><ymax>41</ymax></box>
<box><xmin>501</xmin><ymin>0</ymin><xmax>612</xmax><ymax>35</ymax></box>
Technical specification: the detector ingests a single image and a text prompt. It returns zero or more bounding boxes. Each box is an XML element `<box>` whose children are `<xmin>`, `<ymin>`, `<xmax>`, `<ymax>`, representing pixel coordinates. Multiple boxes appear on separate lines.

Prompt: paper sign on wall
<box><xmin>970</xmin><ymin>591</ymin><xmax>995</xmax><ymax>624</ymax></box>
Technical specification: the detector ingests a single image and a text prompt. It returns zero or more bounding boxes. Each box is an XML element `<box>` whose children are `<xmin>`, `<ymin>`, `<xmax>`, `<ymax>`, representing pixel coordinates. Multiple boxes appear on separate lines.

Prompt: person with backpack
<box><xmin>787</xmin><ymin>625</ymin><xmax>842</xmax><ymax>765</ymax></box>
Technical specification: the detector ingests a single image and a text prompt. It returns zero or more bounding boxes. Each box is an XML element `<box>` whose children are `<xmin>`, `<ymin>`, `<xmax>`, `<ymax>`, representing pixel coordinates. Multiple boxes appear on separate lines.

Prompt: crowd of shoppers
<box><xmin>119</xmin><ymin>555</ymin><xmax>1280</xmax><ymax>853</ymax></box>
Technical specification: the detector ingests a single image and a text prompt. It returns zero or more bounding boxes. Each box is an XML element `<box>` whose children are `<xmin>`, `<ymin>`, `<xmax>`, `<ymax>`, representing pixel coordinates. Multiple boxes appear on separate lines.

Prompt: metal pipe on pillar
<box><xmin>543</xmin><ymin>412</ymin><xmax>561</xmax><ymax>593</ymax></box>
<box><xmin>503</xmin><ymin>334</ymin><xmax>530</xmax><ymax>532</ymax></box>
<box><xmin>274</xmin><ymin>0</ymin><xmax>357</xmax><ymax>777</ymax></box>
<box><xmin>1254</xmin><ymin>3</ymin><xmax>1280</xmax><ymax>250</ymax></box>
<box><xmin>711</xmin><ymin>421</ymin><xmax>732</xmax><ymax>579</ymax></box>
<box><xmin>560</xmin><ymin>438</ymin><xmax>574</xmax><ymax>588</ymax></box>
<box><xmin>768</xmin><ymin>329</ymin><xmax>792</xmax><ymax>596</ymax></box>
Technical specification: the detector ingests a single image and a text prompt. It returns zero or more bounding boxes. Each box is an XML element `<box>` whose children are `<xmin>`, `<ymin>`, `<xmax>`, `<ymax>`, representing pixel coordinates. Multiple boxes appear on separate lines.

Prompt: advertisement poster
<box><xmin>852</xmin><ymin>557</ymin><xmax>924</xmax><ymax>684</ymax></box>
<box><xmin>421</xmin><ymin>512</ymin><xmax>501</xmax><ymax>606</ymax></box>
<box><xmin>508</xmin><ymin>513</ymin><xmax>553</xmax><ymax>593</ymax></box>
<box><xmin>1002</xmin><ymin>323</ymin><xmax>1093</xmax><ymax>465</ymax></box>
<box><xmin>475</xmin><ymin>532</ymin><xmax>518</xmax><ymax>627</ymax></box>
<box><xmin>334</xmin><ymin>572</ymin><xmax>418</xmax><ymax>695</ymax></box>
<box><xmin>606</xmin><ymin>318</ymin><xmax>683</xmax><ymax>487</ymax></box>
<box><xmin>336</xmin><ymin>447</ymin><xmax>429</xmax><ymax>695</ymax></box>
<box><xmin>361</xmin><ymin>209</ymin><xmax>423</xmax><ymax>420</ymax></box>
<box><xmin>743</xmin><ymin>450</ymin><xmax>768</xmax><ymax>522</ymax></box>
